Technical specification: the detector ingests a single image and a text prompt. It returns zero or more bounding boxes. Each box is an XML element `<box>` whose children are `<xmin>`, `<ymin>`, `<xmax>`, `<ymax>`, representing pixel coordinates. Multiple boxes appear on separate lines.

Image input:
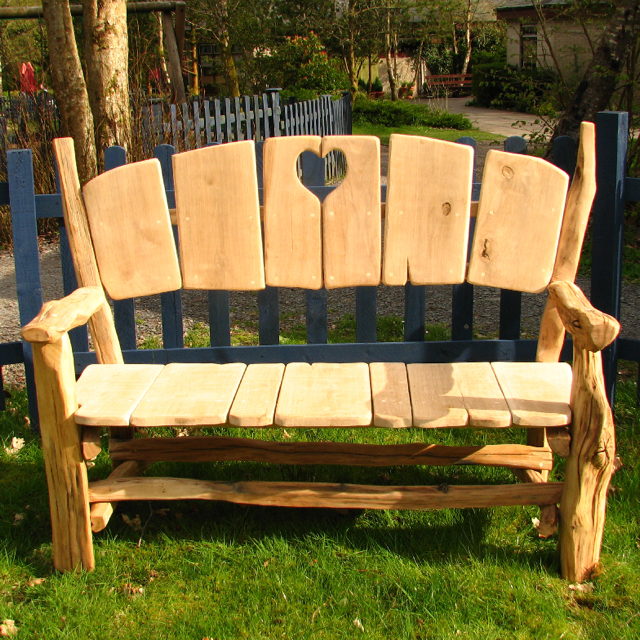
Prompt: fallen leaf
<box><xmin>26</xmin><ymin>577</ymin><xmax>46</xmax><ymax>587</ymax></box>
<box><xmin>568</xmin><ymin>582</ymin><xmax>594</xmax><ymax>593</ymax></box>
<box><xmin>282</xmin><ymin>429</ymin><xmax>292</xmax><ymax>439</ymax></box>
<box><xmin>0</xmin><ymin>620</ymin><xmax>18</xmax><ymax>637</ymax></box>
<box><xmin>4</xmin><ymin>437</ymin><xmax>25</xmax><ymax>455</ymax></box>
<box><xmin>121</xmin><ymin>514</ymin><xmax>143</xmax><ymax>531</ymax></box>
<box><xmin>353</xmin><ymin>618</ymin><xmax>365</xmax><ymax>632</ymax></box>
<box><xmin>12</xmin><ymin>513</ymin><xmax>25</xmax><ymax>526</ymax></box>
<box><xmin>531</xmin><ymin>517</ymin><xmax>540</xmax><ymax>529</ymax></box>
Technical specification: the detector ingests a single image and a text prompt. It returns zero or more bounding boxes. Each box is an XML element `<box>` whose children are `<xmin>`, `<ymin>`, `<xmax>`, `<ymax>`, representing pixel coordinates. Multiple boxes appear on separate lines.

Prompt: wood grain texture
<box><xmin>21</xmin><ymin>286</ymin><xmax>105</xmax><ymax>343</ymax></box>
<box><xmin>263</xmin><ymin>136</ymin><xmax>323</xmax><ymax>288</ymax></box>
<box><xmin>467</xmin><ymin>150</ymin><xmax>569</xmax><ymax>293</ymax></box>
<box><xmin>109</xmin><ymin>436</ymin><xmax>553</xmax><ymax>470</ymax></box>
<box><xmin>32</xmin><ymin>335</ymin><xmax>94</xmax><ymax>571</ymax></box>
<box><xmin>172</xmin><ymin>141</ymin><xmax>265</xmax><ymax>290</ymax></box>
<box><xmin>52</xmin><ymin>138</ymin><xmax>122</xmax><ymax>364</ymax></box>
<box><xmin>452</xmin><ymin>362</ymin><xmax>512</xmax><ymax>428</ymax></box>
<box><xmin>560</xmin><ymin>347</ymin><xmax>616</xmax><ymax>582</ymax></box>
<box><xmin>89</xmin><ymin>460</ymin><xmax>143</xmax><ymax>532</ymax></box>
<box><xmin>89</xmin><ymin>477</ymin><xmax>563</xmax><ymax>510</ymax></box>
<box><xmin>369</xmin><ymin>362</ymin><xmax>412</xmax><ymax>428</ymax></box>
<box><xmin>407</xmin><ymin>363</ymin><xmax>468</xmax><ymax>427</ymax></box>
<box><xmin>82</xmin><ymin>158</ymin><xmax>182</xmax><ymax>299</ymax></box>
<box><xmin>130</xmin><ymin>363</ymin><xmax>246</xmax><ymax>427</ymax></box>
<box><xmin>275</xmin><ymin>362</ymin><xmax>372</xmax><ymax>427</ymax></box>
<box><xmin>228</xmin><ymin>363</ymin><xmax>285</xmax><ymax>426</ymax></box>
<box><xmin>383</xmin><ymin>134</ymin><xmax>473</xmax><ymax>285</ymax></box>
<box><xmin>322</xmin><ymin>135</ymin><xmax>381</xmax><ymax>288</ymax></box>
<box><xmin>492</xmin><ymin>362</ymin><xmax>572</xmax><ymax>427</ymax></box>
<box><xmin>75</xmin><ymin>364</ymin><xmax>164</xmax><ymax>426</ymax></box>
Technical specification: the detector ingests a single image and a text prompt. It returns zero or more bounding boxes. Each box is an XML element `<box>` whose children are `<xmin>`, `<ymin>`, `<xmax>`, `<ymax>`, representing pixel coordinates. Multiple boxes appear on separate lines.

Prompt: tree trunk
<box><xmin>386</xmin><ymin>10</ymin><xmax>397</xmax><ymax>100</ymax></box>
<box><xmin>161</xmin><ymin>11</ymin><xmax>187</xmax><ymax>103</ymax></box>
<box><xmin>460</xmin><ymin>1</ymin><xmax>473</xmax><ymax>75</ymax></box>
<box><xmin>82</xmin><ymin>0</ymin><xmax>131</xmax><ymax>156</ymax></box>
<box><xmin>42</xmin><ymin>0</ymin><xmax>96</xmax><ymax>182</ymax></box>
<box><xmin>221</xmin><ymin>36</ymin><xmax>240</xmax><ymax>97</ymax></box>
<box><xmin>552</xmin><ymin>0</ymin><xmax>640</xmax><ymax>140</ymax></box>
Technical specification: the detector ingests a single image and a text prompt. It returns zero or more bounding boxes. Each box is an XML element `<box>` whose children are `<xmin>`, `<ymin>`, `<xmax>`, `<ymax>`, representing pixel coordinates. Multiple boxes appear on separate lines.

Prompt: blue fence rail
<box><xmin>0</xmin><ymin>110</ymin><xmax>637</xmax><ymax>425</ymax></box>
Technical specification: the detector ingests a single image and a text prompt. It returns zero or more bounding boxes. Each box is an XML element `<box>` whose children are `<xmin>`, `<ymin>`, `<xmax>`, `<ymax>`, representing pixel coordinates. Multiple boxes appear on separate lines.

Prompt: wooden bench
<box><xmin>424</xmin><ymin>74</ymin><xmax>473</xmax><ymax>95</ymax></box>
<box><xmin>22</xmin><ymin>125</ymin><xmax>619</xmax><ymax>582</ymax></box>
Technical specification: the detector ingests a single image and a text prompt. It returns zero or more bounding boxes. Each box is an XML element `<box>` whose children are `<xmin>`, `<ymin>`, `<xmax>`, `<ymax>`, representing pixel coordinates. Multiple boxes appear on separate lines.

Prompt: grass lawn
<box><xmin>352</xmin><ymin>123</ymin><xmax>505</xmax><ymax>146</ymax></box>
<box><xmin>1</xmin><ymin>319</ymin><xmax>639</xmax><ymax>639</ymax></box>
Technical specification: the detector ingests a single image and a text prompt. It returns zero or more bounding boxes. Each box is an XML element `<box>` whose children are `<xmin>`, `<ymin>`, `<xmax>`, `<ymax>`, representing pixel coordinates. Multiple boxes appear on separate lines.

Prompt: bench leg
<box><xmin>559</xmin><ymin>349</ymin><xmax>615</xmax><ymax>582</ymax></box>
<box><xmin>33</xmin><ymin>337</ymin><xmax>94</xmax><ymax>572</ymax></box>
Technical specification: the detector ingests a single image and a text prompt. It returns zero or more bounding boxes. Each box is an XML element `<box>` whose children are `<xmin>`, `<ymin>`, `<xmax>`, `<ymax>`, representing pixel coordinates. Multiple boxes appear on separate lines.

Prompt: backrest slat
<box><xmin>404</xmin><ymin>284</ymin><xmax>425</xmax><ymax>342</ymax></box>
<box><xmin>306</xmin><ymin>290</ymin><xmax>328</xmax><ymax>344</ymax></box>
<box><xmin>383</xmin><ymin>134</ymin><xmax>473</xmax><ymax>286</ymax></box>
<box><xmin>258</xmin><ymin>287</ymin><xmax>279</xmax><ymax>345</ymax></box>
<box><xmin>467</xmin><ymin>150</ymin><xmax>569</xmax><ymax>293</ymax></box>
<box><xmin>208</xmin><ymin>291</ymin><xmax>231</xmax><ymax>347</ymax></box>
<box><xmin>355</xmin><ymin>286</ymin><xmax>377</xmax><ymax>343</ymax></box>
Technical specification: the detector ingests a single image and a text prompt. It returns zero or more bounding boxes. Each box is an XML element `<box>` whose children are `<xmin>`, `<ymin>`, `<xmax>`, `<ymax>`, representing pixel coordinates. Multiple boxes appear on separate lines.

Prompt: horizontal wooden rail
<box><xmin>109</xmin><ymin>437</ymin><xmax>554</xmax><ymax>470</ymax></box>
<box><xmin>89</xmin><ymin>477</ymin><xmax>563</xmax><ymax>510</ymax></box>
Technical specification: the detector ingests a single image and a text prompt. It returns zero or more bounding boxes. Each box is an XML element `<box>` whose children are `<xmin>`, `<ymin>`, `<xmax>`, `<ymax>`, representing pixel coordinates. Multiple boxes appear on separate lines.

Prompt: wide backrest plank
<box><xmin>467</xmin><ymin>150</ymin><xmax>569</xmax><ymax>293</ymax></box>
<box><xmin>52</xmin><ymin>138</ymin><xmax>123</xmax><ymax>364</ymax></box>
<box><xmin>172</xmin><ymin>141</ymin><xmax>265</xmax><ymax>290</ymax></box>
<box><xmin>383</xmin><ymin>135</ymin><xmax>473</xmax><ymax>286</ymax></box>
<box><xmin>264</xmin><ymin>136</ymin><xmax>323</xmax><ymax>289</ymax></box>
<box><xmin>82</xmin><ymin>159</ymin><xmax>182</xmax><ymax>300</ymax></box>
<box><xmin>322</xmin><ymin>136</ymin><xmax>381</xmax><ymax>288</ymax></box>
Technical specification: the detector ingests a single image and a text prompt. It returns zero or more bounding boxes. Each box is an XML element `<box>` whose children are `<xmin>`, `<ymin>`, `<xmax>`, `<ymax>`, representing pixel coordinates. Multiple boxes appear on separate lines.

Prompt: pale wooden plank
<box><xmin>263</xmin><ymin>136</ymin><xmax>323</xmax><ymax>288</ymax></box>
<box><xmin>407</xmin><ymin>363</ymin><xmax>468</xmax><ymax>428</ymax></box>
<box><xmin>130</xmin><ymin>363</ymin><xmax>246</xmax><ymax>427</ymax></box>
<box><xmin>452</xmin><ymin>362</ymin><xmax>512</xmax><ymax>428</ymax></box>
<box><xmin>491</xmin><ymin>362</ymin><xmax>572</xmax><ymax>427</ymax></box>
<box><xmin>383</xmin><ymin>134</ymin><xmax>473</xmax><ymax>286</ymax></box>
<box><xmin>75</xmin><ymin>364</ymin><xmax>164</xmax><ymax>426</ymax></box>
<box><xmin>467</xmin><ymin>150</ymin><xmax>569</xmax><ymax>293</ymax></box>
<box><xmin>275</xmin><ymin>362</ymin><xmax>372</xmax><ymax>427</ymax></box>
<box><xmin>228</xmin><ymin>363</ymin><xmax>285</xmax><ymax>426</ymax></box>
<box><xmin>369</xmin><ymin>362</ymin><xmax>412</xmax><ymax>428</ymax></box>
<box><xmin>322</xmin><ymin>136</ymin><xmax>381</xmax><ymax>288</ymax></box>
<box><xmin>172</xmin><ymin>141</ymin><xmax>265</xmax><ymax>290</ymax></box>
<box><xmin>82</xmin><ymin>158</ymin><xmax>182</xmax><ymax>300</ymax></box>
<box><xmin>89</xmin><ymin>477</ymin><xmax>564</xmax><ymax>510</ymax></box>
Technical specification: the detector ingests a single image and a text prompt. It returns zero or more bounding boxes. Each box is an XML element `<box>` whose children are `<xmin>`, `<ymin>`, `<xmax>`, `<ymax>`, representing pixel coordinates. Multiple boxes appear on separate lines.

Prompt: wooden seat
<box><xmin>74</xmin><ymin>361</ymin><xmax>572</xmax><ymax>429</ymax></box>
<box><xmin>21</xmin><ymin>124</ymin><xmax>621</xmax><ymax>584</ymax></box>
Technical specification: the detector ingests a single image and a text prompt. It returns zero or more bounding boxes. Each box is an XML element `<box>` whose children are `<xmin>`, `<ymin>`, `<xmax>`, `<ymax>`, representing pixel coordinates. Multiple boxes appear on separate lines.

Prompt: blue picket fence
<box><xmin>0</xmin><ymin>110</ymin><xmax>637</xmax><ymax>425</ymax></box>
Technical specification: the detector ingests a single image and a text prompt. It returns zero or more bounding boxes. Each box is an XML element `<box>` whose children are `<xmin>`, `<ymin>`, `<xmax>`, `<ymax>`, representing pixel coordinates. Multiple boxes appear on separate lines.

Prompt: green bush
<box><xmin>472</xmin><ymin>62</ymin><xmax>557</xmax><ymax>113</ymax></box>
<box><xmin>352</xmin><ymin>96</ymin><xmax>472</xmax><ymax>130</ymax></box>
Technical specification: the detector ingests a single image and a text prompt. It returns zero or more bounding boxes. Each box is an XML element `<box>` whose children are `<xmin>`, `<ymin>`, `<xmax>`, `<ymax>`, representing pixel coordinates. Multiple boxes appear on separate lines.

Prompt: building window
<box><xmin>520</xmin><ymin>24</ymin><xmax>538</xmax><ymax>69</ymax></box>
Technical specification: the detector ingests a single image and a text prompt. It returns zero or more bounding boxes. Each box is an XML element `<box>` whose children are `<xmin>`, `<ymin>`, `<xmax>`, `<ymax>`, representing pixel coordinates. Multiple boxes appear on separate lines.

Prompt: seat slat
<box><xmin>383</xmin><ymin>135</ymin><xmax>473</xmax><ymax>286</ymax></box>
<box><xmin>467</xmin><ymin>150</ymin><xmax>569</xmax><ymax>293</ymax></box>
<box><xmin>130</xmin><ymin>363</ymin><xmax>246</xmax><ymax>427</ymax></box>
<box><xmin>452</xmin><ymin>362</ymin><xmax>512</xmax><ymax>428</ymax></box>
<box><xmin>228</xmin><ymin>363</ymin><xmax>285</xmax><ymax>426</ymax></box>
<box><xmin>75</xmin><ymin>364</ymin><xmax>164</xmax><ymax>426</ymax></box>
<box><xmin>322</xmin><ymin>136</ymin><xmax>381</xmax><ymax>288</ymax></box>
<box><xmin>172</xmin><ymin>141</ymin><xmax>265</xmax><ymax>290</ymax></box>
<box><xmin>407</xmin><ymin>363</ymin><xmax>468</xmax><ymax>428</ymax></box>
<box><xmin>275</xmin><ymin>362</ymin><xmax>372</xmax><ymax>427</ymax></box>
<box><xmin>491</xmin><ymin>362</ymin><xmax>572</xmax><ymax>427</ymax></box>
<box><xmin>370</xmin><ymin>362</ymin><xmax>412</xmax><ymax>428</ymax></box>
<box><xmin>82</xmin><ymin>159</ymin><xmax>182</xmax><ymax>300</ymax></box>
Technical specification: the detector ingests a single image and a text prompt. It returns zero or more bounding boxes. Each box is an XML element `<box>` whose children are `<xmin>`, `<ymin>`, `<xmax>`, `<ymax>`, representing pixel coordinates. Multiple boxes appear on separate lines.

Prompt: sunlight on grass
<box><xmin>353</xmin><ymin>123</ymin><xmax>505</xmax><ymax>145</ymax></box>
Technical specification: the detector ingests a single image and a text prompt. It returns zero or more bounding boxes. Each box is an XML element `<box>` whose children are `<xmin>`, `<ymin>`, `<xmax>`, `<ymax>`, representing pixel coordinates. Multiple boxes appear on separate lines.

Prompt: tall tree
<box><xmin>552</xmin><ymin>0</ymin><xmax>640</xmax><ymax>139</ymax></box>
<box><xmin>41</xmin><ymin>0</ymin><xmax>96</xmax><ymax>182</ymax></box>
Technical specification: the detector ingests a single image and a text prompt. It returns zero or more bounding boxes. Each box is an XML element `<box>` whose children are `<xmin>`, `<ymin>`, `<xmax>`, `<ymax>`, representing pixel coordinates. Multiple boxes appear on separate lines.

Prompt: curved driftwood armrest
<box><xmin>547</xmin><ymin>281</ymin><xmax>620</xmax><ymax>352</ymax></box>
<box><xmin>22</xmin><ymin>286</ymin><xmax>108</xmax><ymax>344</ymax></box>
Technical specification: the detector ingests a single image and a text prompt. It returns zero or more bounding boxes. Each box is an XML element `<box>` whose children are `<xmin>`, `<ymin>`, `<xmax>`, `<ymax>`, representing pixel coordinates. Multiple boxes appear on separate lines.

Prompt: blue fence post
<box><xmin>8</xmin><ymin>149</ymin><xmax>42</xmax><ymax>426</ymax></box>
<box><xmin>591</xmin><ymin>111</ymin><xmax>628</xmax><ymax>402</ymax></box>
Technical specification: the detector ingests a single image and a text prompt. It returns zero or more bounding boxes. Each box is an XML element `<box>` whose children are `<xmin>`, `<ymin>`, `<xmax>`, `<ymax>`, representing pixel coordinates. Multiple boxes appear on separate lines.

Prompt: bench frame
<box><xmin>21</xmin><ymin>127</ymin><xmax>620</xmax><ymax>582</ymax></box>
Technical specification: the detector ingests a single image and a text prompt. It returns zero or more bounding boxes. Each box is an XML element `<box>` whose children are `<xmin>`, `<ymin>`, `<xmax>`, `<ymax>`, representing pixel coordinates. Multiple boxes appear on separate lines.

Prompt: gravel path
<box><xmin>1</xmin><ymin>140</ymin><xmax>637</xmax><ymax>387</ymax></box>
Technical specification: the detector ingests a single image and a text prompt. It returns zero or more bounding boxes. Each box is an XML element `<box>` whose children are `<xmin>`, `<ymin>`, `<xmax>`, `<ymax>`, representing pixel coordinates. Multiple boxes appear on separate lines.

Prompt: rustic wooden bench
<box><xmin>22</xmin><ymin>125</ymin><xmax>619</xmax><ymax>581</ymax></box>
<box><xmin>424</xmin><ymin>73</ymin><xmax>473</xmax><ymax>96</ymax></box>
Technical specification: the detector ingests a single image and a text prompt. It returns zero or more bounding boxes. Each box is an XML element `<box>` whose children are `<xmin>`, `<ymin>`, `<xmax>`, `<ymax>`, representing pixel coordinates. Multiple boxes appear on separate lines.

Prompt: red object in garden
<box><xmin>20</xmin><ymin>62</ymin><xmax>37</xmax><ymax>94</ymax></box>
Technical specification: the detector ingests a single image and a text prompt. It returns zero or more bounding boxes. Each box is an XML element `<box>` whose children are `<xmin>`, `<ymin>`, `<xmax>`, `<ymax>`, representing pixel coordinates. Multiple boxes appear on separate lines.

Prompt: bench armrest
<box><xmin>547</xmin><ymin>281</ymin><xmax>620</xmax><ymax>352</ymax></box>
<box><xmin>22</xmin><ymin>286</ymin><xmax>108</xmax><ymax>344</ymax></box>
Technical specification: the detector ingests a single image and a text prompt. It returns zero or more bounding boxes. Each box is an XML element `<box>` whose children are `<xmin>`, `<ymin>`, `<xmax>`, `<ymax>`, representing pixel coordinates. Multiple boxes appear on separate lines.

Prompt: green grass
<box><xmin>1</xmin><ymin>358</ymin><xmax>638</xmax><ymax>638</ymax></box>
<box><xmin>352</xmin><ymin>122</ymin><xmax>504</xmax><ymax>146</ymax></box>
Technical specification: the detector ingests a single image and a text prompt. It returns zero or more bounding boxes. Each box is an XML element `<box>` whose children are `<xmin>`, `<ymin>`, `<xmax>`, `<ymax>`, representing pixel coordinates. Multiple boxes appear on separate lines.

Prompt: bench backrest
<box><xmin>52</xmin><ymin>124</ymin><xmax>596</xmax><ymax>361</ymax></box>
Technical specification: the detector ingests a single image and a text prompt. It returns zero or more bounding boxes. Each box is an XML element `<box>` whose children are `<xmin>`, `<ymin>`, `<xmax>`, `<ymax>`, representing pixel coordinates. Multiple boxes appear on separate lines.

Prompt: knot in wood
<box><xmin>481</xmin><ymin>238</ymin><xmax>491</xmax><ymax>260</ymax></box>
<box><xmin>437</xmin><ymin>483</ymin><xmax>449</xmax><ymax>494</ymax></box>
<box><xmin>501</xmin><ymin>165</ymin><xmax>514</xmax><ymax>179</ymax></box>
<box><xmin>442</xmin><ymin>202</ymin><xmax>452</xmax><ymax>216</ymax></box>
